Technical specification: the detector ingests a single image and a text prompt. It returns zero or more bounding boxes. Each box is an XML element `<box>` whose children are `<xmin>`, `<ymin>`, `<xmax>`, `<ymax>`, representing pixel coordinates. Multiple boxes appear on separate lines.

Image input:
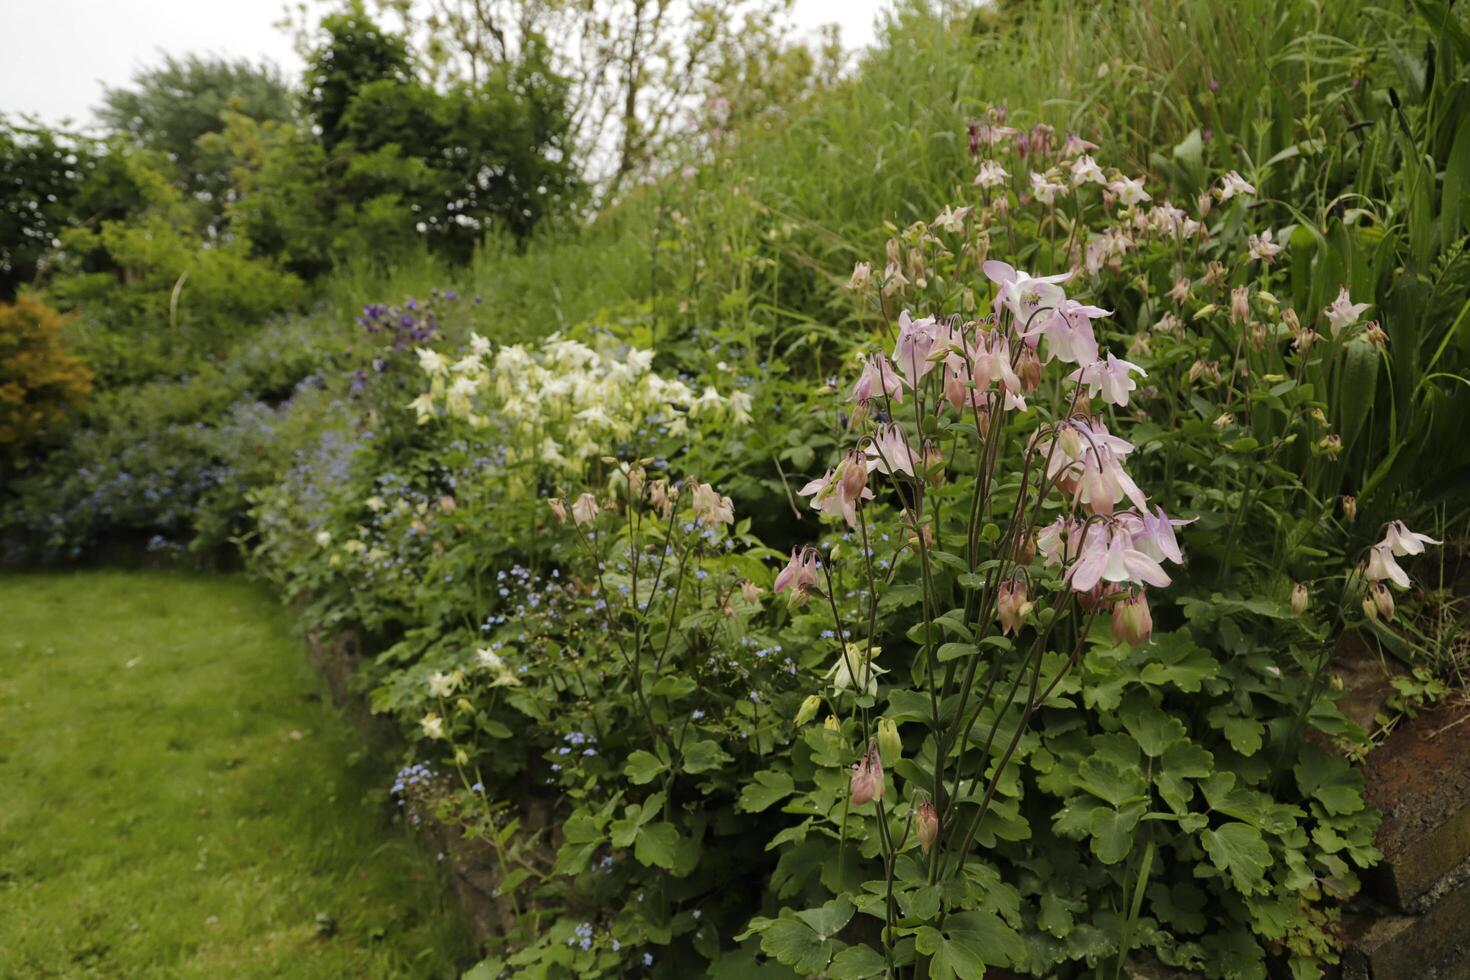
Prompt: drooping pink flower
<box><xmin>850</xmin><ymin>742</ymin><xmax>886</xmax><ymax>806</ymax></box>
<box><xmin>1126</xmin><ymin>506</ymin><xmax>1192</xmax><ymax>565</ymax></box>
<box><xmin>851</xmin><ymin>352</ymin><xmax>904</xmax><ymax>406</ymax></box>
<box><xmin>997</xmin><ymin>579</ymin><xmax>1033</xmax><ymax>634</ymax></box>
<box><xmin>798</xmin><ymin>457</ymin><xmax>875</xmax><ymax>527</ymax></box>
<box><xmin>1070</xmin><ymin>525</ymin><xmax>1172</xmax><ymax>592</ymax></box>
<box><xmin>891</xmin><ymin>311</ymin><xmax>940</xmax><ymax>389</ymax></box>
<box><xmin>865</xmin><ymin>423</ymin><xmax>916</xmax><ymax>477</ymax></box>
<box><xmin>1035</xmin><ymin>300</ymin><xmax>1109</xmax><ymax>366</ymax></box>
<box><xmin>1062</xmin><ymin>132</ymin><xmax>1099</xmax><ymax>158</ymax></box>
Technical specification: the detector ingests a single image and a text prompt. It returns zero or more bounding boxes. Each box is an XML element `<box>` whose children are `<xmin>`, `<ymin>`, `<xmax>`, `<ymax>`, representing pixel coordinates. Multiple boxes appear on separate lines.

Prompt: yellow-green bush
<box><xmin>0</xmin><ymin>296</ymin><xmax>93</xmax><ymax>450</ymax></box>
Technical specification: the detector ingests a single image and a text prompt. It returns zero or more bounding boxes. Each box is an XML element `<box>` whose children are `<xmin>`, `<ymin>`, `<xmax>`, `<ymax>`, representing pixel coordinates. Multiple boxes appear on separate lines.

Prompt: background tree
<box><xmin>0</xmin><ymin>117</ymin><xmax>99</xmax><ymax>299</ymax></box>
<box><xmin>97</xmin><ymin>56</ymin><xmax>296</xmax><ymax>234</ymax></box>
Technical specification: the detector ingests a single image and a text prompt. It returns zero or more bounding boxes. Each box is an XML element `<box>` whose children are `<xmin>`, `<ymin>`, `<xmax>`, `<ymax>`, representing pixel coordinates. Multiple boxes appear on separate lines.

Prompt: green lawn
<box><xmin>0</xmin><ymin>570</ymin><xmax>475</xmax><ymax>978</ymax></box>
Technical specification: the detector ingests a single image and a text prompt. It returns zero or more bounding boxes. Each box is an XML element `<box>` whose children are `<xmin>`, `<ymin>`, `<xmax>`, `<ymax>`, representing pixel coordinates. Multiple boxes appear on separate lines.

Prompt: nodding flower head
<box><xmin>997</xmin><ymin>578</ymin><xmax>1033</xmax><ymax>634</ymax></box>
<box><xmin>773</xmin><ymin>548</ymin><xmax>821</xmax><ymax>607</ymax></box>
<box><xmin>915</xmin><ymin>796</ymin><xmax>940</xmax><ymax>853</ymax></box>
<box><xmin>849</xmin><ymin>741</ymin><xmax>886</xmax><ymax>806</ymax></box>
<box><xmin>1111</xmin><ymin>589</ymin><xmax>1153</xmax><ymax>646</ymax></box>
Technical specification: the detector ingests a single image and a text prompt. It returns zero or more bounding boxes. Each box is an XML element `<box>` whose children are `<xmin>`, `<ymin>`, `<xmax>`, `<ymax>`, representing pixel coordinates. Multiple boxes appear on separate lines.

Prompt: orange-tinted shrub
<box><xmin>0</xmin><ymin>296</ymin><xmax>93</xmax><ymax>449</ymax></box>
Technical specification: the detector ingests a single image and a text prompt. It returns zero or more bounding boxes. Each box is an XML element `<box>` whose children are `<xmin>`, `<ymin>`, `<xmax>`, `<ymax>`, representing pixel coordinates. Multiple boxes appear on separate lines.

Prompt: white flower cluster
<box><xmin>408</xmin><ymin>332</ymin><xmax>750</xmax><ymax>469</ymax></box>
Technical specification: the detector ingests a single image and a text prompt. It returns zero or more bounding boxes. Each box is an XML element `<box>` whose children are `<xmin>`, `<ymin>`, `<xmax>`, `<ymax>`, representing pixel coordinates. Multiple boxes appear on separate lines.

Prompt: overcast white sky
<box><xmin>0</xmin><ymin>0</ymin><xmax>884</xmax><ymax>128</ymax></box>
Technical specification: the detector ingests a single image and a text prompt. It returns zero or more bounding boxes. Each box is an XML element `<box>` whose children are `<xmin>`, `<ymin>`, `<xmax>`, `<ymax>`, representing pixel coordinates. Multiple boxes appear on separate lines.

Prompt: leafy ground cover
<box><xmin>0</xmin><ymin>570</ymin><xmax>474</xmax><ymax>978</ymax></box>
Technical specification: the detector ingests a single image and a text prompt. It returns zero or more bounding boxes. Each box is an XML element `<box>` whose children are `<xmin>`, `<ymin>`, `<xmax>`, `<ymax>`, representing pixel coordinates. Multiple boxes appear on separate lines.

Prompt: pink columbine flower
<box><xmin>1036</xmin><ymin>299</ymin><xmax>1110</xmax><ymax>366</ymax></box>
<box><xmin>1323</xmin><ymin>287</ymin><xmax>1372</xmax><ymax>338</ymax></box>
<box><xmin>1216</xmin><ymin>171</ymin><xmax>1256</xmax><ymax>201</ymax></box>
<box><xmin>1070</xmin><ymin>526</ymin><xmax>1172</xmax><ymax>592</ymax></box>
<box><xmin>1364</xmin><ymin>542</ymin><xmax>1411</xmax><ymax>589</ymax></box>
<box><xmin>983</xmin><ymin>260</ymin><xmax>1072</xmax><ymax>328</ymax></box>
<box><xmin>865</xmin><ymin>423</ymin><xmax>916</xmax><ymax>476</ymax></box>
<box><xmin>974</xmin><ymin>159</ymin><xmax>1010</xmax><ymax>188</ymax></box>
<box><xmin>798</xmin><ymin>457</ymin><xmax>874</xmax><ymax>527</ymax></box>
<box><xmin>1248</xmin><ymin>229</ymin><xmax>1283</xmax><ymax>263</ymax></box>
<box><xmin>851</xmin><ymin>351</ymin><xmax>904</xmax><ymax>405</ymax></box>
<box><xmin>1069</xmin><ymin>352</ymin><xmax>1147</xmax><ymax>407</ymax></box>
<box><xmin>915</xmin><ymin>797</ymin><xmax>939</xmax><ymax>853</ymax></box>
<box><xmin>1381</xmin><ymin>520</ymin><xmax>1441</xmax><ymax>556</ymax></box>
<box><xmin>1072</xmin><ymin>449</ymin><xmax>1149</xmax><ymax>516</ymax></box>
<box><xmin>773</xmin><ymin>547</ymin><xmax>821</xmax><ymax>599</ymax></box>
<box><xmin>1106</xmin><ymin>175</ymin><xmax>1151</xmax><ymax>206</ymax></box>
<box><xmin>1062</xmin><ymin>132</ymin><xmax>1099</xmax><ymax>157</ymax></box>
<box><xmin>850</xmin><ymin>742</ymin><xmax>886</xmax><ymax>806</ymax></box>
<box><xmin>1125</xmin><ymin>506</ymin><xmax>1192</xmax><ymax>565</ymax></box>
<box><xmin>891</xmin><ymin>311</ymin><xmax>940</xmax><ymax>389</ymax></box>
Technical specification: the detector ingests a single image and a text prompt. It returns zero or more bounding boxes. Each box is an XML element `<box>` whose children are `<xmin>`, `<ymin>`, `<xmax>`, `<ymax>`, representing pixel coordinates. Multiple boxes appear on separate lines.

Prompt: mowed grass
<box><xmin>0</xmin><ymin>570</ymin><xmax>475</xmax><ymax>978</ymax></box>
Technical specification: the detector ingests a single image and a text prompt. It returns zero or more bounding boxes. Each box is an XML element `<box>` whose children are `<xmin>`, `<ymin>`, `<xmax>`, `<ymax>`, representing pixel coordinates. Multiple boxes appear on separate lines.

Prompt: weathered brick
<box><xmin>1361</xmin><ymin>702</ymin><xmax>1470</xmax><ymax>911</ymax></box>
<box><xmin>1341</xmin><ymin>870</ymin><xmax>1470</xmax><ymax>978</ymax></box>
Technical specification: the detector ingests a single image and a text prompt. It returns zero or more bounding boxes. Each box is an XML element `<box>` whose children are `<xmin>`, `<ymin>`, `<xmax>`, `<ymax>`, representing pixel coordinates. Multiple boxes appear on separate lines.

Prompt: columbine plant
<box><xmin>744</xmin><ymin>216</ymin><xmax>1188</xmax><ymax>972</ymax></box>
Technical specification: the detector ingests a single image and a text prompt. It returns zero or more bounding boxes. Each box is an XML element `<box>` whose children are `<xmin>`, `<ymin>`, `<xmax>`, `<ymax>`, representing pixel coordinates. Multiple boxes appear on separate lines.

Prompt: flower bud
<box><xmin>548</xmin><ymin>498</ymin><xmax>568</xmax><ymax>524</ymax></box>
<box><xmin>850</xmin><ymin>742</ymin><xmax>886</xmax><ymax>806</ymax></box>
<box><xmin>848</xmin><ymin>398</ymin><xmax>871</xmax><ymax>431</ymax></box>
<box><xmin>1196</xmin><ymin>190</ymin><xmax>1212</xmax><ymax>218</ymax></box>
<box><xmin>839</xmin><ymin>453</ymin><xmax>868</xmax><ymax>502</ymax></box>
<box><xmin>439</xmin><ymin>495</ymin><xmax>457</xmax><ymax>512</ymax></box>
<box><xmin>1231</xmin><ymin>286</ymin><xmax>1250</xmax><ymax>324</ymax></box>
<box><xmin>1318</xmin><ymin>434</ymin><xmax>1342</xmax><ymax>459</ymax></box>
<box><xmin>997</xmin><ymin>579</ymin><xmax>1032</xmax><ymax>634</ymax></box>
<box><xmin>1013</xmin><ymin>532</ymin><xmax>1037</xmax><ymax>566</ymax></box>
<box><xmin>1290</xmin><ymin>583</ymin><xmax>1309</xmax><ymax>617</ymax></box>
<box><xmin>1369</xmin><ymin>582</ymin><xmax>1395</xmax><ymax>622</ymax></box>
<box><xmin>627</xmin><ymin>465</ymin><xmax>646</xmax><ymax>499</ymax></box>
<box><xmin>847</xmin><ymin>261</ymin><xmax>873</xmax><ymax>292</ymax></box>
<box><xmin>1342</xmin><ymin>495</ymin><xmax>1357</xmax><ymax>524</ymax></box>
<box><xmin>1111</xmin><ymin>590</ymin><xmax>1153</xmax><ymax>646</ymax></box>
<box><xmin>922</xmin><ymin>441</ymin><xmax>946</xmax><ymax>487</ymax></box>
<box><xmin>824</xmin><ymin>714</ymin><xmax>842</xmax><ymax>734</ymax></box>
<box><xmin>877</xmin><ymin>718</ymin><xmax>902</xmax><ymax>764</ymax></box>
<box><xmin>1016</xmin><ymin>347</ymin><xmax>1042</xmax><ymax>393</ymax></box>
<box><xmin>915</xmin><ymin>798</ymin><xmax>939</xmax><ymax>853</ymax></box>
<box><xmin>794</xmin><ymin>694</ymin><xmax>822</xmax><ymax>726</ymax></box>
<box><xmin>741</xmin><ymin>580</ymin><xmax>763</xmax><ymax>606</ymax></box>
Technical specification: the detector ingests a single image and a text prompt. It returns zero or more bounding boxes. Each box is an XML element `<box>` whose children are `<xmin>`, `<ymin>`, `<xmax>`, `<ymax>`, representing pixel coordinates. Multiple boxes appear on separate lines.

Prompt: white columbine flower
<box><xmin>1380</xmin><ymin>520</ymin><xmax>1440</xmax><ymax>557</ymax></box>
<box><xmin>1217</xmin><ymin>171</ymin><xmax>1257</xmax><ymax>201</ymax></box>
<box><xmin>1248</xmin><ymin>229</ymin><xmax>1283</xmax><ymax>263</ymax></box>
<box><xmin>428</xmin><ymin>671</ymin><xmax>458</xmax><ymax>698</ymax></box>
<box><xmin>416</xmin><ymin>347</ymin><xmax>449</xmax><ymax>377</ymax></box>
<box><xmin>1107</xmin><ymin>175</ymin><xmax>1152</xmax><ymax>206</ymax></box>
<box><xmin>1323</xmin><ymin>287</ymin><xmax>1372</xmax><ymax>338</ymax></box>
